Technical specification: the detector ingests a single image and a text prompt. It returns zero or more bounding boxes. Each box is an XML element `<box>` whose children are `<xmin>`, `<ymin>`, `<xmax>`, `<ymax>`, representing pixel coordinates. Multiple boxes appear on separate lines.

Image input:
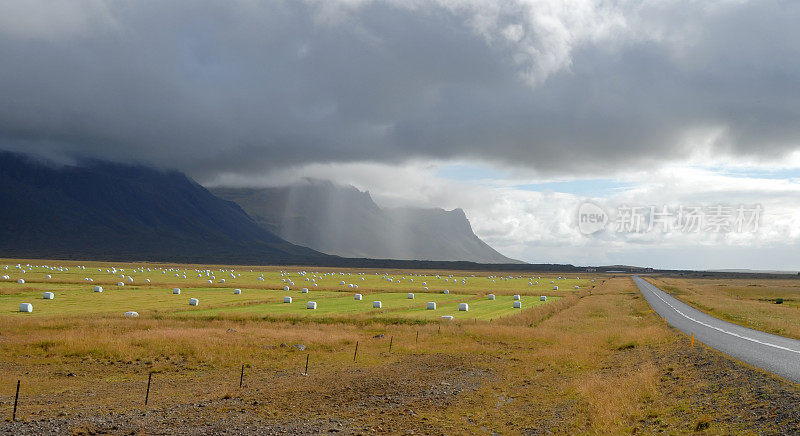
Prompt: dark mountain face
<box><xmin>212</xmin><ymin>181</ymin><xmax>520</xmax><ymax>264</ymax></box>
<box><xmin>0</xmin><ymin>152</ymin><xmax>322</xmax><ymax>263</ymax></box>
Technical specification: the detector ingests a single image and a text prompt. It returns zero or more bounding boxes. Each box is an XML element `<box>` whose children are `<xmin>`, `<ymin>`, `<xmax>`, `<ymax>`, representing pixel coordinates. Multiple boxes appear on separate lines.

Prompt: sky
<box><xmin>1</xmin><ymin>0</ymin><xmax>800</xmax><ymax>270</ymax></box>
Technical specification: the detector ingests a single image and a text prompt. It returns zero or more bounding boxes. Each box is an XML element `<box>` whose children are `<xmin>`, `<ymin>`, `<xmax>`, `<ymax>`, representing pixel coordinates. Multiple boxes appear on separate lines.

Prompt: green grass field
<box><xmin>0</xmin><ymin>261</ymin><xmax>586</xmax><ymax>321</ymax></box>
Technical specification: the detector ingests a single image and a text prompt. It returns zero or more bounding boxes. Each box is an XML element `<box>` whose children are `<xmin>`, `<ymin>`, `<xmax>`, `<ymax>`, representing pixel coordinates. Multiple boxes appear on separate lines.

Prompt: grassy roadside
<box><xmin>645</xmin><ymin>275</ymin><xmax>800</xmax><ymax>340</ymax></box>
<box><xmin>0</xmin><ymin>275</ymin><xmax>798</xmax><ymax>434</ymax></box>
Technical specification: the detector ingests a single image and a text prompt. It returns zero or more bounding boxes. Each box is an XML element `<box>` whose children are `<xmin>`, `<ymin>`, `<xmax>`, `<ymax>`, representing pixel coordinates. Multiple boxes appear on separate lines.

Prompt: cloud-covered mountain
<box><xmin>212</xmin><ymin>181</ymin><xmax>520</xmax><ymax>263</ymax></box>
<box><xmin>0</xmin><ymin>152</ymin><xmax>322</xmax><ymax>264</ymax></box>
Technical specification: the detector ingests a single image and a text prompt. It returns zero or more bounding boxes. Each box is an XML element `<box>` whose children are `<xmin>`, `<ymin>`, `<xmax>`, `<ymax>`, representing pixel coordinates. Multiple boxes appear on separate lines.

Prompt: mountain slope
<box><xmin>212</xmin><ymin>181</ymin><xmax>520</xmax><ymax>263</ymax></box>
<box><xmin>0</xmin><ymin>152</ymin><xmax>323</xmax><ymax>263</ymax></box>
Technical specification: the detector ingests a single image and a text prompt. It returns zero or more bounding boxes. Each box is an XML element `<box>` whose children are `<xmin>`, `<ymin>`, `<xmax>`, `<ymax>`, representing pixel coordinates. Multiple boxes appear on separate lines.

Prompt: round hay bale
<box><xmin>43</xmin><ymin>292</ymin><xmax>54</xmax><ymax>300</ymax></box>
<box><xmin>354</xmin><ymin>293</ymin><xmax>363</xmax><ymax>300</ymax></box>
<box><xmin>553</xmin><ymin>286</ymin><xmax>558</xmax><ymax>290</ymax></box>
<box><xmin>123</xmin><ymin>311</ymin><xmax>139</xmax><ymax>317</ymax></box>
<box><xmin>301</xmin><ymin>288</ymin><xmax>308</xmax><ymax>293</ymax></box>
<box><xmin>94</xmin><ymin>286</ymin><xmax>103</xmax><ymax>293</ymax></box>
<box><xmin>513</xmin><ymin>294</ymin><xmax>521</xmax><ymax>300</ymax></box>
<box><xmin>443</xmin><ymin>289</ymin><xmax>450</xmax><ymax>294</ymax></box>
<box><xmin>19</xmin><ymin>303</ymin><xmax>33</xmax><ymax>313</ymax></box>
<box><xmin>513</xmin><ymin>301</ymin><xmax>522</xmax><ymax>309</ymax></box>
<box><xmin>426</xmin><ymin>302</ymin><xmax>437</xmax><ymax>310</ymax></box>
<box><xmin>16</xmin><ymin>279</ymin><xmax>24</xmax><ymax>284</ymax></box>
<box><xmin>283</xmin><ymin>296</ymin><xmax>292</xmax><ymax>303</ymax></box>
<box><xmin>173</xmin><ymin>288</ymin><xmax>181</xmax><ymax>294</ymax></box>
<box><xmin>307</xmin><ymin>301</ymin><xmax>317</xmax><ymax>310</ymax></box>
<box><xmin>373</xmin><ymin>301</ymin><xmax>382</xmax><ymax>308</ymax></box>
<box><xmin>407</xmin><ymin>293</ymin><xmax>414</xmax><ymax>299</ymax></box>
<box><xmin>234</xmin><ymin>288</ymin><xmax>242</xmax><ymax>295</ymax></box>
<box><xmin>459</xmin><ymin>303</ymin><xmax>469</xmax><ymax>311</ymax></box>
<box><xmin>441</xmin><ymin>315</ymin><xmax>454</xmax><ymax>320</ymax></box>
<box><xmin>117</xmin><ymin>282</ymin><xmax>125</xmax><ymax>287</ymax></box>
<box><xmin>540</xmin><ymin>295</ymin><xmax>547</xmax><ymax>301</ymax></box>
<box><xmin>284</xmin><ymin>286</ymin><xmax>290</xmax><ymax>291</ymax></box>
<box><xmin>488</xmin><ymin>294</ymin><xmax>496</xmax><ymax>300</ymax></box>
<box><xmin>189</xmin><ymin>298</ymin><xmax>199</xmax><ymax>306</ymax></box>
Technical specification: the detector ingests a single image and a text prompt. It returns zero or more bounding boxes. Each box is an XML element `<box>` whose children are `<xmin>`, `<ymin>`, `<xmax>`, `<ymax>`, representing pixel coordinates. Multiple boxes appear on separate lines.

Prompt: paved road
<box><xmin>633</xmin><ymin>276</ymin><xmax>800</xmax><ymax>383</ymax></box>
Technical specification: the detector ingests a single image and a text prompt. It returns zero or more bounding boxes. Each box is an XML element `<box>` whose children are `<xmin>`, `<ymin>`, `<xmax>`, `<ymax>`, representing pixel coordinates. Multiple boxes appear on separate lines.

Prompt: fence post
<box><xmin>304</xmin><ymin>354</ymin><xmax>309</xmax><ymax>375</ymax></box>
<box><xmin>145</xmin><ymin>372</ymin><xmax>152</xmax><ymax>405</ymax></box>
<box><xmin>12</xmin><ymin>380</ymin><xmax>20</xmax><ymax>421</ymax></box>
<box><xmin>240</xmin><ymin>364</ymin><xmax>245</xmax><ymax>388</ymax></box>
<box><xmin>353</xmin><ymin>341</ymin><xmax>358</xmax><ymax>362</ymax></box>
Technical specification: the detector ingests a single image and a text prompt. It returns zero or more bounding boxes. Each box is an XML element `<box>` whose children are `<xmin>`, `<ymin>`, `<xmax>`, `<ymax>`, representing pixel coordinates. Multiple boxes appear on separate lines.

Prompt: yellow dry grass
<box><xmin>648</xmin><ymin>275</ymin><xmax>800</xmax><ymax>339</ymax></box>
<box><xmin>0</xmin><ymin>263</ymin><xmax>797</xmax><ymax>434</ymax></box>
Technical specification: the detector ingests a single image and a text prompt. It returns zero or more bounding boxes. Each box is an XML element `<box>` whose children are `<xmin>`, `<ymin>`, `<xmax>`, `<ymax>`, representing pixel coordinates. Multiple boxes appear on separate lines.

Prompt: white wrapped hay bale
<box><xmin>46</xmin><ymin>274</ymin><xmax>52</xmax><ymax>279</ymax></box>
<box><xmin>301</xmin><ymin>288</ymin><xmax>308</xmax><ymax>293</ymax></box>
<box><xmin>173</xmin><ymin>288</ymin><xmax>181</xmax><ymax>294</ymax></box>
<box><xmin>307</xmin><ymin>301</ymin><xmax>317</xmax><ymax>310</ymax></box>
<box><xmin>441</xmin><ymin>315</ymin><xmax>454</xmax><ymax>320</ymax></box>
<box><xmin>426</xmin><ymin>302</ymin><xmax>436</xmax><ymax>310</ymax></box>
<box><xmin>43</xmin><ymin>292</ymin><xmax>54</xmax><ymax>300</ymax></box>
<box><xmin>540</xmin><ymin>296</ymin><xmax>547</xmax><ymax>301</ymax></box>
<box><xmin>488</xmin><ymin>294</ymin><xmax>495</xmax><ymax>300</ymax></box>
<box><xmin>574</xmin><ymin>285</ymin><xmax>579</xmax><ymax>289</ymax></box>
<box><xmin>189</xmin><ymin>298</ymin><xmax>199</xmax><ymax>306</ymax></box>
<box><xmin>459</xmin><ymin>303</ymin><xmax>469</xmax><ymax>311</ymax></box>
<box><xmin>553</xmin><ymin>286</ymin><xmax>558</xmax><ymax>290</ymax></box>
<box><xmin>19</xmin><ymin>303</ymin><xmax>33</xmax><ymax>312</ymax></box>
<box><xmin>354</xmin><ymin>293</ymin><xmax>363</xmax><ymax>300</ymax></box>
<box><xmin>283</xmin><ymin>296</ymin><xmax>292</xmax><ymax>303</ymax></box>
<box><xmin>407</xmin><ymin>293</ymin><xmax>414</xmax><ymax>299</ymax></box>
<box><xmin>17</xmin><ymin>279</ymin><xmax>24</xmax><ymax>284</ymax></box>
<box><xmin>284</xmin><ymin>286</ymin><xmax>290</xmax><ymax>291</ymax></box>
<box><xmin>123</xmin><ymin>311</ymin><xmax>139</xmax><ymax>317</ymax></box>
<box><xmin>513</xmin><ymin>301</ymin><xmax>522</xmax><ymax>309</ymax></box>
<box><xmin>234</xmin><ymin>288</ymin><xmax>242</xmax><ymax>295</ymax></box>
<box><xmin>94</xmin><ymin>286</ymin><xmax>103</xmax><ymax>293</ymax></box>
<box><xmin>340</xmin><ymin>280</ymin><xmax>346</xmax><ymax>285</ymax></box>
<box><xmin>373</xmin><ymin>301</ymin><xmax>382</xmax><ymax>308</ymax></box>
<box><xmin>117</xmin><ymin>282</ymin><xmax>125</xmax><ymax>287</ymax></box>
<box><xmin>513</xmin><ymin>294</ymin><xmax>521</xmax><ymax>301</ymax></box>
<box><xmin>145</xmin><ymin>278</ymin><xmax>151</xmax><ymax>283</ymax></box>
<box><xmin>443</xmin><ymin>289</ymin><xmax>450</xmax><ymax>294</ymax></box>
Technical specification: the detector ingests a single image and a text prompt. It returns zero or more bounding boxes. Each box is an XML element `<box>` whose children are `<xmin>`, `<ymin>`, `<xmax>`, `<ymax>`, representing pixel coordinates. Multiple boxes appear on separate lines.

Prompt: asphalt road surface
<box><xmin>633</xmin><ymin>276</ymin><xmax>800</xmax><ymax>383</ymax></box>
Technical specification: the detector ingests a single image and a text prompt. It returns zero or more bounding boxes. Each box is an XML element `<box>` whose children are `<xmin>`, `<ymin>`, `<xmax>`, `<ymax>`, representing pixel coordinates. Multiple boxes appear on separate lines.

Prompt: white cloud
<box><xmin>211</xmin><ymin>157</ymin><xmax>800</xmax><ymax>270</ymax></box>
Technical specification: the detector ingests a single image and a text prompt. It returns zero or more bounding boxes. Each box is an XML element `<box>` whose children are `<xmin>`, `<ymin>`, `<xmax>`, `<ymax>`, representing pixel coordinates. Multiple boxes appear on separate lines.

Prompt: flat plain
<box><xmin>647</xmin><ymin>275</ymin><xmax>800</xmax><ymax>340</ymax></box>
<box><xmin>0</xmin><ymin>260</ymin><xmax>798</xmax><ymax>434</ymax></box>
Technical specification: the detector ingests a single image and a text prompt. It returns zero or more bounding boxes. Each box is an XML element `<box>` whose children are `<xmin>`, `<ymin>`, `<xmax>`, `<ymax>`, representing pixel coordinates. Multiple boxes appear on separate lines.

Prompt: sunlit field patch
<box><xmin>0</xmin><ymin>260</ymin><xmax>588</xmax><ymax>321</ymax></box>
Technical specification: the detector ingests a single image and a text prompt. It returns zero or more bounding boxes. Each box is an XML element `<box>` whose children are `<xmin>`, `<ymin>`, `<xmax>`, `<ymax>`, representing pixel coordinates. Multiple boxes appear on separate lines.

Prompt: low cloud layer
<box><xmin>2</xmin><ymin>0</ymin><xmax>800</xmax><ymax>180</ymax></box>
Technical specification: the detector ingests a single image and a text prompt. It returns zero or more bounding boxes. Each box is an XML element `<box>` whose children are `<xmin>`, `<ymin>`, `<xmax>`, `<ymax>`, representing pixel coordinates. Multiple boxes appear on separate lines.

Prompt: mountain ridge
<box><xmin>0</xmin><ymin>152</ymin><xmax>323</xmax><ymax>264</ymax></box>
<box><xmin>212</xmin><ymin>181</ymin><xmax>521</xmax><ymax>264</ymax></box>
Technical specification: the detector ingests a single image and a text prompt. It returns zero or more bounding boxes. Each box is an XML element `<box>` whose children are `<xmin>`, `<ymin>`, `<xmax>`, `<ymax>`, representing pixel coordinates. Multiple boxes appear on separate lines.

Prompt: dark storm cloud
<box><xmin>1</xmin><ymin>0</ymin><xmax>799</xmax><ymax>180</ymax></box>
